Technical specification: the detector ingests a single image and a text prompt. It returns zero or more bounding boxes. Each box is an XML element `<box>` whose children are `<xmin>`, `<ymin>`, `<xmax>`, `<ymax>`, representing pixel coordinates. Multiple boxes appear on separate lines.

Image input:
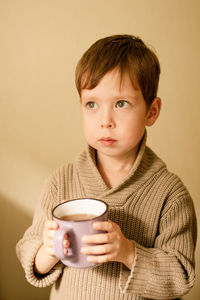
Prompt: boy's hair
<box><xmin>75</xmin><ymin>34</ymin><xmax>160</xmax><ymax>108</ymax></box>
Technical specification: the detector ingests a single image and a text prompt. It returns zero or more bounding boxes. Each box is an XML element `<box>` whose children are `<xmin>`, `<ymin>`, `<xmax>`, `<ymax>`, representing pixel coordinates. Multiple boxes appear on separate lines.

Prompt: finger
<box><xmin>81</xmin><ymin>243</ymin><xmax>113</xmax><ymax>255</ymax></box>
<box><xmin>82</xmin><ymin>232</ymin><xmax>113</xmax><ymax>244</ymax></box>
<box><xmin>64</xmin><ymin>233</ymin><xmax>68</xmax><ymax>240</ymax></box>
<box><xmin>43</xmin><ymin>231</ymin><xmax>69</xmax><ymax>249</ymax></box>
<box><xmin>44</xmin><ymin>229</ymin><xmax>56</xmax><ymax>239</ymax></box>
<box><xmin>43</xmin><ymin>238</ymin><xmax>54</xmax><ymax>247</ymax></box>
<box><xmin>87</xmin><ymin>253</ymin><xmax>114</xmax><ymax>264</ymax></box>
<box><xmin>64</xmin><ymin>248</ymin><xmax>68</xmax><ymax>255</ymax></box>
<box><xmin>45</xmin><ymin>220</ymin><xmax>59</xmax><ymax>230</ymax></box>
<box><xmin>63</xmin><ymin>239</ymin><xmax>70</xmax><ymax>248</ymax></box>
<box><xmin>44</xmin><ymin>236</ymin><xmax>70</xmax><ymax>251</ymax></box>
<box><xmin>93</xmin><ymin>221</ymin><xmax>115</xmax><ymax>232</ymax></box>
<box><xmin>44</xmin><ymin>223</ymin><xmax>64</xmax><ymax>239</ymax></box>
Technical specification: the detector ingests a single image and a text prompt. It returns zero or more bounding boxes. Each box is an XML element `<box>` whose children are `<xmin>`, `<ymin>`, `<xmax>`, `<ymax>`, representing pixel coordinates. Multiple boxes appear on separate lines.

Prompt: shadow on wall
<box><xmin>0</xmin><ymin>193</ymin><xmax>51</xmax><ymax>300</ymax></box>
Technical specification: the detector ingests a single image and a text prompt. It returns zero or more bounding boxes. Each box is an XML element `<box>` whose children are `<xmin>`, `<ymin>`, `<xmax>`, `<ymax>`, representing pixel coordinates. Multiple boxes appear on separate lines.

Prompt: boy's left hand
<box><xmin>81</xmin><ymin>220</ymin><xmax>135</xmax><ymax>269</ymax></box>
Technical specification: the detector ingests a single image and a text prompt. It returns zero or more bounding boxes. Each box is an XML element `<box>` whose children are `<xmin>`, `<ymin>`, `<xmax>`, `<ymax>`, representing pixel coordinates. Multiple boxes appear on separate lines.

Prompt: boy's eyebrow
<box><xmin>81</xmin><ymin>94</ymin><xmax>139</xmax><ymax>101</ymax></box>
<box><xmin>115</xmin><ymin>94</ymin><xmax>138</xmax><ymax>100</ymax></box>
<box><xmin>81</xmin><ymin>95</ymin><xmax>99</xmax><ymax>101</ymax></box>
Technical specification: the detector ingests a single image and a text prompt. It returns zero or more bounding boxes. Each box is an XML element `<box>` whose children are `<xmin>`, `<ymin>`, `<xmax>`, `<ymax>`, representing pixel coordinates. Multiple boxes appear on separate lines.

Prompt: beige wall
<box><xmin>0</xmin><ymin>0</ymin><xmax>199</xmax><ymax>299</ymax></box>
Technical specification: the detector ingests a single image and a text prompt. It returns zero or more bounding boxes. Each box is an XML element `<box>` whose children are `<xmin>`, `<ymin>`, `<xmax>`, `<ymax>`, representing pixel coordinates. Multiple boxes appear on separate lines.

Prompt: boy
<box><xmin>16</xmin><ymin>34</ymin><xmax>197</xmax><ymax>300</ymax></box>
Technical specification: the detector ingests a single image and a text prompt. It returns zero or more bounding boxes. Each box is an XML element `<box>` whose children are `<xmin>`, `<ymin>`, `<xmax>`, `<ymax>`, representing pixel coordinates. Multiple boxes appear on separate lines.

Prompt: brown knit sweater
<box><xmin>16</xmin><ymin>133</ymin><xmax>197</xmax><ymax>300</ymax></box>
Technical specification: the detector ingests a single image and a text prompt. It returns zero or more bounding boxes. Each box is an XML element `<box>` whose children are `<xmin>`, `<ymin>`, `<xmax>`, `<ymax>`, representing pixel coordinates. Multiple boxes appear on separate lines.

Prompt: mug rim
<box><xmin>52</xmin><ymin>198</ymin><xmax>108</xmax><ymax>222</ymax></box>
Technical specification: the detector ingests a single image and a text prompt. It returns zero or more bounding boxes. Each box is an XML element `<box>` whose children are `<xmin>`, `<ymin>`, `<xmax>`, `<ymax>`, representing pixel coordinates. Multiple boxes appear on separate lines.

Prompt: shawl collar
<box><xmin>75</xmin><ymin>131</ymin><xmax>166</xmax><ymax>206</ymax></box>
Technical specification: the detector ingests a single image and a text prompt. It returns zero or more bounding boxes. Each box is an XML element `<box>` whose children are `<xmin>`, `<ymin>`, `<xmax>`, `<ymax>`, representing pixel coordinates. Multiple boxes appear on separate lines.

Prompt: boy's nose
<box><xmin>100</xmin><ymin>110</ymin><xmax>115</xmax><ymax>128</ymax></box>
<box><xmin>101</xmin><ymin>122</ymin><xmax>114</xmax><ymax>128</ymax></box>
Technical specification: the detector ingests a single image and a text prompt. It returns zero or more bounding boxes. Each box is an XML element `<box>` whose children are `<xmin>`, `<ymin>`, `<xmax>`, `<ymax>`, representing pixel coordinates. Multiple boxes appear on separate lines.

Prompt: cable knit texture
<box><xmin>16</xmin><ymin>133</ymin><xmax>197</xmax><ymax>300</ymax></box>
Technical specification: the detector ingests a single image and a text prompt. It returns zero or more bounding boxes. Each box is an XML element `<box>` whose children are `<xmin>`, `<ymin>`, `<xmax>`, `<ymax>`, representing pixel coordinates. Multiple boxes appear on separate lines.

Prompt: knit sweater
<box><xmin>16</xmin><ymin>133</ymin><xmax>197</xmax><ymax>300</ymax></box>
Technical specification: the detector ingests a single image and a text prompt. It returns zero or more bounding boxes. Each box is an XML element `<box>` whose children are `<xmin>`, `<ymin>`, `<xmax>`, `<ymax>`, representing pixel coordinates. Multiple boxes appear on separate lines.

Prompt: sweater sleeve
<box><xmin>119</xmin><ymin>193</ymin><xmax>197</xmax><ymax>299</ymax></box>
<box><xmin>16</xmin><ymin>175</ymin><xmax>64</xmax><ymax>288</ymax></box>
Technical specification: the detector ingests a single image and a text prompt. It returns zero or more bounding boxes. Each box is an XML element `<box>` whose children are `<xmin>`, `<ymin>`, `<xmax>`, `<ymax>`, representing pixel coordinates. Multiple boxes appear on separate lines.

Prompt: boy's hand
<box><xmin>81</xmin><ymin>221</ymin><xmax>135</xmax><ymax>269</ymax></box>
<box><xmin>43</xmin><ymin>220</ymin><xmax>70</xmax><ymax>257</ymax></box>
<box><xmin>35</xmin><ymin>220</ymin><xmax>70</xmax><ymax>275</ymax></box>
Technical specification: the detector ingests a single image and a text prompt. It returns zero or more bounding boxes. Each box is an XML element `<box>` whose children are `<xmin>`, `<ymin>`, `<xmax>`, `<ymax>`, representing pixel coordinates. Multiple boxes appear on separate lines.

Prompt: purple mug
<box><xmin>52</xmin><ymin>198</ymin><xmax>108</xmax><ymax>268</ymax></box>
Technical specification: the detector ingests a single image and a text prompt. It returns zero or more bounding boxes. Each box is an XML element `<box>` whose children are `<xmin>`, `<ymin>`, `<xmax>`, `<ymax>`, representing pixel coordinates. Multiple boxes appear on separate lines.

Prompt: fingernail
<box><xmin>81</xmin><ymin>247</ymin><xmax>86</xmax><ymax>253</ymax></box>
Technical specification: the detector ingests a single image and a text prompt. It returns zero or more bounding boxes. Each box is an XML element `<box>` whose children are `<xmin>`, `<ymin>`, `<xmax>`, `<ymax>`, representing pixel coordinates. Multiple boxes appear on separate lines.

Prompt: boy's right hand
<box><xmin>42</xmin><ymin>220</ymin><xmax>70</xmax><ymax>257</ymax></box>
<box><xmin>35</xmin><ymin>220</ymin><xmax>70</xmax><ymax>274</ymax></box>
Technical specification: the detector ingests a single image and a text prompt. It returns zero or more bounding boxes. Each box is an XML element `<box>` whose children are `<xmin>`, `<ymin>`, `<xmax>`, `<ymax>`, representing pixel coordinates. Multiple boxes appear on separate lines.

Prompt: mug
<box><xmin>52</xmin><ymin>198</ymin><xmax>108</xmax><ymax>268</ymax></box>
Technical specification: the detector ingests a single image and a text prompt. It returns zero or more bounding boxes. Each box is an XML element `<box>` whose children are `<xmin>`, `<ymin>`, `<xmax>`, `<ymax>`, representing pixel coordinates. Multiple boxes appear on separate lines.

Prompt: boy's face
<box><xmin>81</xmin><ymin>68</ymin><xmax>158</xmax><ymax>161</ymax></box>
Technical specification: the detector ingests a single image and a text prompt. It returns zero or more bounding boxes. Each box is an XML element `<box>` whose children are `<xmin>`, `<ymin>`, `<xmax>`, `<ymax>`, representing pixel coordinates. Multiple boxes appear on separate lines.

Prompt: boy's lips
<box><xmin>98</xmin><ymin>137</ymin><xmax>117</xmax><ymax>146</ymax></box>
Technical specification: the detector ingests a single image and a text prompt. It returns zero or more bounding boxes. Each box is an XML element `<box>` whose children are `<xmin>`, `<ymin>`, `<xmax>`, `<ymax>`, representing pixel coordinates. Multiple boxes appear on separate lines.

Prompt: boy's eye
<box><xmin>86</xmin><ymin>101</ymin><xmax>98</xmax><ymax>109</ymax></box>
<box><xmin>116</xmin><ymin>100</ymin><xmax>129</xmax><ymax>108</ymax></box>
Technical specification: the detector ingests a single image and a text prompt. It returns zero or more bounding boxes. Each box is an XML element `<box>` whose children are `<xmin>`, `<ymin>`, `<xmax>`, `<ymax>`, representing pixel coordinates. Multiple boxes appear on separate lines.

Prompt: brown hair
<box><xmin>75</xmin><ymin>34</ymin><xmax>160</xmax><ymax>108</ymax></box>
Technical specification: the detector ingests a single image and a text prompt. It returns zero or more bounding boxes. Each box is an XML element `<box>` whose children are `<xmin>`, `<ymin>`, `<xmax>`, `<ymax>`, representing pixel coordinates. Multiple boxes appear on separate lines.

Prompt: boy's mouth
<box><xmin>99</xmin><ymin>137</ymin><xmax>117</xmax><ymax>146</ymax></box>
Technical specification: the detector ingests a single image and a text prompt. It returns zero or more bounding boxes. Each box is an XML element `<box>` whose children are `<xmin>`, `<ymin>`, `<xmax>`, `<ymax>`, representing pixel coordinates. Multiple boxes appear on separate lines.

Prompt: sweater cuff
<box><xmin>119</xmin><ymin>241</ymin><xmax>153</xmax><ymax>295</ymax></box>
<box><xmin>18</xmin><ymin>239</ymin><xmax>64</xmax><ymax>288</ymax></box>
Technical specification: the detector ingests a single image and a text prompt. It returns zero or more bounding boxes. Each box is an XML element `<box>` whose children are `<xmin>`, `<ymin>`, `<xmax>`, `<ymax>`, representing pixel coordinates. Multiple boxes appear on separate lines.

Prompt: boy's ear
<box><xmin>146</xmin><ymin>97</ymin><xmax>161</xmax><ymax>126</ymax></box>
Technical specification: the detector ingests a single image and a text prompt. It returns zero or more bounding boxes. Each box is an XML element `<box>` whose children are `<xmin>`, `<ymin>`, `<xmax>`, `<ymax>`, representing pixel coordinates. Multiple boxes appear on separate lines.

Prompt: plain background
<box><xmin>0</xmin><ymin>0</ymin><xmax>199</xmax><ymax>299</ymax></box>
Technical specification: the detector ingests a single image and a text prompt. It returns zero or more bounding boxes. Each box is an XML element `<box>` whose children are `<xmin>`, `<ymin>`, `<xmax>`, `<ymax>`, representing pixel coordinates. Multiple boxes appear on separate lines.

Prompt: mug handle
<box><xmin>53</xmin><ymin>227</ymin><xmax>72</xmax><ymax>260</ymax></box>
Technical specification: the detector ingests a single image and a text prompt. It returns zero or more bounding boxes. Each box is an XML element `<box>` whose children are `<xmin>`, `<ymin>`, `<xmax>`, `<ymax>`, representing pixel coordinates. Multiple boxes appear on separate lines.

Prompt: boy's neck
<box><xmin>96</xmin><ymin>150</ymin><xmax>138</xmax><ymax>188</ymax></box>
